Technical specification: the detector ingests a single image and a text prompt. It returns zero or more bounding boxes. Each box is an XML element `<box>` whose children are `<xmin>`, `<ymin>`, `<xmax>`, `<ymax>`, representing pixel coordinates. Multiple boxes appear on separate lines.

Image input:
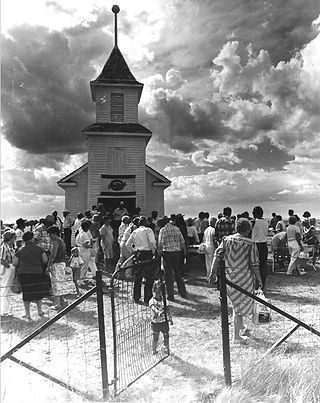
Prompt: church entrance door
<box><xmin>97</xmin><ymin>197</ymin><xmax>136</xmax><ymax>217</ymax></box>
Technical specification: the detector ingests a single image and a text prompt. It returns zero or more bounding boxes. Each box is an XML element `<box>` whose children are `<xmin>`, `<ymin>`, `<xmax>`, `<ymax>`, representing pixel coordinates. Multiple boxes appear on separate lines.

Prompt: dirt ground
<box><xmin>1</xmin><ymin>255</ymin><xmax>320</xmax><ymax>403</ymax></box>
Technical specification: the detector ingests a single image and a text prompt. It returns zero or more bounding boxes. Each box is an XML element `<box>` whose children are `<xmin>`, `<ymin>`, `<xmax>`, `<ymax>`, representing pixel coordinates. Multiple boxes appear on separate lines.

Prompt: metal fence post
<box><xmin>219</xmin><ymin>259</ymin><xmax>232</xmax><ymax>386</ymax></box>
<box><xmin>96</xmin><ymin>270</ymin><xmax>109</xmax><ymax>400</ymax></box>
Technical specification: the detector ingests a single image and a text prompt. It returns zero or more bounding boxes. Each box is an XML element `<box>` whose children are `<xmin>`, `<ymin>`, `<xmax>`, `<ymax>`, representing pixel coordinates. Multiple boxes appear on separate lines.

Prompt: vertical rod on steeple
<box><xmin>112</xmin><ymin>5</ymin><xmax>120</xmax><ymax>47</ymax></box>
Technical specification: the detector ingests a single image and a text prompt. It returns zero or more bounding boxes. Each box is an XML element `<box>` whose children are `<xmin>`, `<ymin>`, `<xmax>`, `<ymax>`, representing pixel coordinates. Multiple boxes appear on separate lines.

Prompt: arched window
<box><xmin>110</xmin><ymin>93</ymin><xmax>124</xmax><ymax>122</ymax></box>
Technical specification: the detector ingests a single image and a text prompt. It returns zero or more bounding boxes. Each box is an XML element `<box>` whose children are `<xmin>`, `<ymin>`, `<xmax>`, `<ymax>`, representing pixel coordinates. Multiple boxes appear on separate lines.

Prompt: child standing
<box><xmin>68</xmin><ymin>247</ymin><xmax>84</xmax><ymax>297</ymax></box>
<box><xmin>149</xmin><ymin>280</ymin><xmax>173</xmax><ymax>355</ymax></box>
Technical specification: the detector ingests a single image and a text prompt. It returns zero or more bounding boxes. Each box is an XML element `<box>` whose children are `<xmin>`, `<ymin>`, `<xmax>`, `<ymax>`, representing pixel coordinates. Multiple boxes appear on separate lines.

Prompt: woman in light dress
<box><xmin>209</xmin><ymin>218</ymin><xmax>262</xmax><ymax>344</ymax></box>
<box><xmin>47</xmin><ymin>226</ymin><xmax>75</xmax><ymax>310</ymax></box>
<box><xmin>100</xmin><ymin>216</ymin><xmax>114</xmax><ymax>265</ymax></box>
<box><xmin>201</xmin><ymin>217</ymin><xmax>217</xmax><ymax>278</ymax></box>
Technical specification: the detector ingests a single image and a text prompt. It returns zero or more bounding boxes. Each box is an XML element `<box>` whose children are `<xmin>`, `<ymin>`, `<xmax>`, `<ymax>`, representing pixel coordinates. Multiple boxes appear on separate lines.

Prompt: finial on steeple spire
<box><xmin>112</xmin><ymin>5</ymin><xmax>120</xmax><ymax>47</ymax></box>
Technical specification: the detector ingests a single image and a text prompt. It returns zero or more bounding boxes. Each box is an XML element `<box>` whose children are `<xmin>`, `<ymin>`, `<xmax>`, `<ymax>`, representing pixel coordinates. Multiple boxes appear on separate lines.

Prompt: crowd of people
<box><xmin>1</xmin><ymin>202</ymin><xmax>319</xmax><ymax>342</ymax></box>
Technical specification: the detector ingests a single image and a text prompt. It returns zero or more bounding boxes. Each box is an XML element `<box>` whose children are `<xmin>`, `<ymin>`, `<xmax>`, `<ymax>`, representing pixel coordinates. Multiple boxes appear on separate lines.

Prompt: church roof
<box><xmin>82</xmin><ymin>123</ymin><xmax>152</xmax><ymax>134</ymax></box>
<box><xmin>57</xmin><ymin>162</ymin><xmax>170</xmax><ymax>187</ymax></box>
<box><xmin>92</xmin><ymin>46</ymin><xmax>143</xmax><ymax>86</ymax></box>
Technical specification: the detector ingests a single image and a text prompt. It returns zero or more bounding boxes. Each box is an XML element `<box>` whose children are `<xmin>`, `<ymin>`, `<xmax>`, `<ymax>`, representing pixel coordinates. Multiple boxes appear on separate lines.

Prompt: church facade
<box><xmin>58</xmin><ymin>25</ymin><xmax>170</xmax><ymax>217</ymax></box>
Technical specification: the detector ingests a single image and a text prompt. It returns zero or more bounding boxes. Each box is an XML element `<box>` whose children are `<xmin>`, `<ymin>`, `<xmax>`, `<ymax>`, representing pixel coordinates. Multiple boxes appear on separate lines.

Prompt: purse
<box><xmin>11</xmin><ymin>268</ymin><xmax>22</xmax><ymax>294</ymax></box>
<box><xmin>252</xmin><ymin>288</ymin><xmax>271</xmax><ymax>324</ymax></box>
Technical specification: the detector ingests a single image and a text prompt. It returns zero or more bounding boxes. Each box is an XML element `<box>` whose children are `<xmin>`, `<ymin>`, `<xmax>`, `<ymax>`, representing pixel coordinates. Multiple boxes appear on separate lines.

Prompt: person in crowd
<box><xmin>286</xmin><ymin>216</ymin><xmax>305</xmax><ymax>276</ymax></box>
<box><xmin>118</xmin><ymin>215</ymin><xmax>131</xmax><ymax>244</ymax></box>
<box><xmin>134</xmin><ymin>206</ymin><xmax>141</xmax><ymax>216</ymax></box>
<box><xmin>126</xmin><ymin>216</ymin><xmax>157</xmax><ymax>303</ymax></box>
<box><xmin>97</xmin><ymin>203</ymin><xmax>107</xmax><ymax>225</ymax></box>
<box><xmin>68</xmin><ymin>247</ymin><xmax>84</xmax><ymax>297</ymax></box>
<box><xmin>91</xmin><ymin>205</ymin><xmax>98</xmax><ymax>216</ymax></box>
<box><xmin>151</xmin><ymin>211</ymin><xmax>158</xmax><ymax>226</ymax></box>
<box><xmin>147</xmin><ymin>216</ymin><xmax>156</xmax><ymax>232</ymax></box>
<box><xmin>84</xmin><ymin>210</ymin><xmax>92</xmax><ymax>220</ymax></box>
<box><xmin>309</xmin><ymin>217</ymin><xmax>317</xmax><ymax>229</ymax></box>
<box><xmin>76</xmin><ymin>220</ymin><xmax>93</xmax><ymax>279</ymax></box>
<box><xmin>158</xmin><ymin>216</ymin><xmax>187</xmax><ymax>301</ymax></box>
<box><xmin>90</xmin><ymin>214</ymin><xmax>101</xmax><ymax>263</ymax></box>
<box><xmin>195</xmin><ymin>212</ymin><xmax>207</xmax><ymax>242</ymax></box>
<box><xmin>52</xmin><ymin>210</ymin><xmax>63</xmax><ymax>232</ymax></box>
<box><xmin>251</xmin><ymin>206</ymin><xmax>269</xmax><ymax>290</ymax></box>
<box><xmin>275</xmin><ymin>215</ymin><xmax>286</xmax><ymax>233</ymax></box>
<box><xmin>0</xmin><ymin>231</ymin><xmax>17</xmax><ymax>319</ymax></box>
<box><xmin>302</xmin><ymin>211</ymin><xmax>311</xmax><ymax>233</ymax></box>
<box><xmin>269</xmin><ymin>213</ymin><xmax>277</xmax><ymax>231</ymax></box>
<box><xmin>201</xmin><ymin>217</ymin><xmax>217</xmax><ymax>278</ymax></box>
<box><xmin>46</xmin><ymin>226</ymin><xmax>73</xmax><ymax>310</ymax></box>
<box><xmin>209</xmin><ymin>218</ymin><xmax>262</xmax><ymax>344</ymax></box>
<box><xmin>288</xmin><ymin>209</ymin><xmax>294</xmax><ymax>218</ymax></box>
<box><xmin>149</xmin><ymin>280</ymin><xmax>173</xmax><ymax>355</ymax></box>
<box><xmin>13</xmin><ymin>231</ymin><xmax>49</xmax><ymax>321</ymax></box>
<box><xmin>175</xmin><ymin>214</ymin><xmax>188</xmax><ymax>273</ymax></box>
<box><xmin>215</xmin><ymin>207</ymin><xmax>235</xmax><ymax>243</ymax></box>
<box><xmin>34</xmin><ymin>216</ymin><xmax>54</xmax><ymax>255</ymax></box>
<box><xmin>100</xmin><ymin>215</ymin><xmax>114</xmax><ymax>265</ymax></box>
<box><xmin>73</xmin><ymin>213</ymin><xmax>84</xmax><ymax>239</ymax></box>
<box><xmin>117</xmin><ymin>216</ymin><xmax>139</xmax><ymax>268</ymax></box>
<box><xmin>271</xmin><ymin>231</ymin><xmax>288</xmax><ymax>269</ymax></box>
<box><xmin>294</xmin><ymin>214</ymin><xmax>303</xmax><ymax>235</ymax></box>
<box><xmin>217</xmin><ymin>212</ymin><xmax>223</xmax><ymax>219</ymax></box>
<box><xmin>186</xmin><ymin>218</ymin><xmax>199</xmax><ymax>245</ymax></box>
<box><xmin>303</xmin><ymin>226</ymin><xmax>319</xmax><ymax>265</ymax></box>
<box><xmin>62</xmin><ymin>210</ymin><xmax>73</xmax><ymax>257</ymax></box>
<box><xmin>15</xmin><ymin>218</ymin><xmax>26</xmax><ymax>249</ymax></box>
<box><xmin>113</xmin><ymin>201</ymin><xmax>129</xmax><ymax>237</ymax></box>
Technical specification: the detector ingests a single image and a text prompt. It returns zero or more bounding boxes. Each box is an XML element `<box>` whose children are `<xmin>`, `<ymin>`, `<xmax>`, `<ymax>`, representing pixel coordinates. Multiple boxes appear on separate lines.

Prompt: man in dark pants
<box><xmin>126</xmin><ymin>216</ymin><xmax>156</xmax><ymax>303</ymax></box>
<box><xmin>158</xmin><ymin>217</ymin><xmax>187</xmax><ymax>301</ymax></box>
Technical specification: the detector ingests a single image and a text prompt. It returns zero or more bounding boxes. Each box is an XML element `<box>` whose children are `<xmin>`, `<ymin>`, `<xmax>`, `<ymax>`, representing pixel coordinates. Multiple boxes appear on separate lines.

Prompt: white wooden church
<box><xmin>58</xmin><ymin>6</ymin><xmax>170</xmax><ymax>217</ymax></box>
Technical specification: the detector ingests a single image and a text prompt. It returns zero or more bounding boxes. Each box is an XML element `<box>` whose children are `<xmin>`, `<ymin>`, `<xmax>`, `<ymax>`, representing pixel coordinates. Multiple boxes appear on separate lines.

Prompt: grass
<box><xmin>1</xmin><ymin>255</ymin><xmax>320</xmax><ymax>402</ymax></box>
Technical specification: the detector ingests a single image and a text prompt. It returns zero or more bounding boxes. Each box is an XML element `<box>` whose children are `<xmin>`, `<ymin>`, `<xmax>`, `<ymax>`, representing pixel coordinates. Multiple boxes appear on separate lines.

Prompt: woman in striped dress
<box><xmin>209</xmin><ymin>218</ymin><xmax>262</xmax><ymax>344</ymax></box>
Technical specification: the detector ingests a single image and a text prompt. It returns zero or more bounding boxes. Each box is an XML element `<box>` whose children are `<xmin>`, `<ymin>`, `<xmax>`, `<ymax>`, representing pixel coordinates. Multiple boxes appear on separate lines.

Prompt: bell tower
<box><xmin>82</xmin><ymin>5</ymin><xmax>152</xmax><ymax>214</ymax></box>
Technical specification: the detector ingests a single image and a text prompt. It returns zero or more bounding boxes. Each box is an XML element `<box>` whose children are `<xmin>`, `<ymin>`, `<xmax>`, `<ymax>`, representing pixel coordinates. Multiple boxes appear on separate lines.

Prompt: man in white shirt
<box><xmin>126</xmin><ymin>216</ymin><xmax>157</xmax><ymax>303</ymax></box>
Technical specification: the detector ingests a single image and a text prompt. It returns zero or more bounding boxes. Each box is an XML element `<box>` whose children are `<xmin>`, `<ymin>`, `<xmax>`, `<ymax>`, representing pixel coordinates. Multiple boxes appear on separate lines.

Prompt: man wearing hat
<box><xmin>62</xmin><ymin>210</ymin><xmax>73</xmax><ymax>257</ymax></box>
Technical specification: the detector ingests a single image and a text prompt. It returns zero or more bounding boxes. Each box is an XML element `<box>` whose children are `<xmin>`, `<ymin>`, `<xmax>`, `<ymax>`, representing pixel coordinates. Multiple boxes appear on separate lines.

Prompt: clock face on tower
<box><xmin>108</xmin><ymin>179</ymin><xmax>127</xmax><ymax>191</ymax></box>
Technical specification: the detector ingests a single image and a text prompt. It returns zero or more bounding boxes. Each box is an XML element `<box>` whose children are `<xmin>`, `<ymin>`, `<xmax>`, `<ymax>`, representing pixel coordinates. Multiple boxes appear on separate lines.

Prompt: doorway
<box><xmin>97</xmin><ymin>197</ymin><xmax>136</xmax><ymax>216</ymax></box>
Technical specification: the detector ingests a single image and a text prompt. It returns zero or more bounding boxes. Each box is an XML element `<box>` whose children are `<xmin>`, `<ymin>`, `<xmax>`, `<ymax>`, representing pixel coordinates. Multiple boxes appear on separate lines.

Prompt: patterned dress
<box><xmin>214</xmin><ymin>234</ymin><xmax>259</xmax><ymax>316</ymax></box>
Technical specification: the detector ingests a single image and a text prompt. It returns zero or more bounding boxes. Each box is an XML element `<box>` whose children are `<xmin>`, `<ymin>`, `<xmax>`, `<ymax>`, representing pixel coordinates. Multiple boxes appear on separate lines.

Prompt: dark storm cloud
<box><xmin>141</xmin><ymin>95</ymin><xmax>234</xmax><ymax>153</ymax></box>
<box><xmin>149</xmin><ymin>0</ymin><xmax>319</xmax><ymax>73</ymax></box>
<box><xmin>1</xmin><ymin>21</ymin><xmax>114</xmax><ymax>158</ymax></box>
<box><xmin>235</xmin><ymin>138</ymin><xmax>295</xmax><ymax>171</ymax></box>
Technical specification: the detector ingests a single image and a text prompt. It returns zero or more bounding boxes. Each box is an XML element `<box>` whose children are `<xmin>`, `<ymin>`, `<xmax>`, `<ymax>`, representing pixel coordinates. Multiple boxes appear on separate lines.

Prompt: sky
<box><xmin>1</xmin><ymin>0</ymin><xmax>320</xmax><ymax>223</ymax></box>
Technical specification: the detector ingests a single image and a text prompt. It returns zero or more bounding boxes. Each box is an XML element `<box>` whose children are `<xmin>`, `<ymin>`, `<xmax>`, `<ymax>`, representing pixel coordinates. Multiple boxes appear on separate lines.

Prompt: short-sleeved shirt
<box><xmin>1</xmin><ymin>242</ymin><xmax>15</xmax><ymax>265</ymax></box>
<box><xmin>16</xmin><ymin>242</ymin><xmax>44</xmax><ymax>274</ymax></box>
<box><xmin>286</xmin><ymin>225</ymin><xmax>300</xmax><ymax>242</ymax></box>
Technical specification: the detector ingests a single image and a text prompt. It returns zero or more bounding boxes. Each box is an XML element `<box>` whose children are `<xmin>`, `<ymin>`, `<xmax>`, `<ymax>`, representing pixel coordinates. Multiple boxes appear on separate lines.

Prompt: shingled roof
<box><xmin>92</xmin><ymin>46</ymin><xmax>142</xmax><ymax>85</ymax></box>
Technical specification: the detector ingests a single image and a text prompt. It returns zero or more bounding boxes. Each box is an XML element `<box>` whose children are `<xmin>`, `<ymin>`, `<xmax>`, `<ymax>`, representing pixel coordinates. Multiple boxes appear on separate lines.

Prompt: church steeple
<box><xmin>90</xmin><ymin>5</ymin><xmax>143</xmax><ymax>103</ymax></box>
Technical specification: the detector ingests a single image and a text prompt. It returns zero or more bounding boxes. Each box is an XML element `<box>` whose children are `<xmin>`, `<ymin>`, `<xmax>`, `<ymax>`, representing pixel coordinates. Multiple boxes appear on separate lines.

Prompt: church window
<box><xmin>110</xmin><ymin>93</ymin><xmax>124</xmax><ymax>122</ymax></box>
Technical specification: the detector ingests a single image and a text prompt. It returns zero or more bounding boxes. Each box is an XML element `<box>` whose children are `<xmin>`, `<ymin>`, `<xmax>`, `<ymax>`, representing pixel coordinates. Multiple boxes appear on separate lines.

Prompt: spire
<box><xmin>112</xmin><ymin>5</ymin><xmax>120</xmax><ymax>47</ymax></box>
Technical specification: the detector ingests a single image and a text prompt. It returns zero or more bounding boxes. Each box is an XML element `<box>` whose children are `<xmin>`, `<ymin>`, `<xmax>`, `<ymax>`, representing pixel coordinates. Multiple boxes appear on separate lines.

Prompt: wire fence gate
<box><xmin>218</xmin><ymin>259</ymin><xmax>320</xmax><ymax>386</ymax></box>
<box><xmin>109</xmin><ymin>256</ymin><xmax>170</xmax><ymax>395</ymax></box>
<box><xmin>1</xmin><ymin>260</ymin><xmax>170</xmax><ymax>401</ymax></box>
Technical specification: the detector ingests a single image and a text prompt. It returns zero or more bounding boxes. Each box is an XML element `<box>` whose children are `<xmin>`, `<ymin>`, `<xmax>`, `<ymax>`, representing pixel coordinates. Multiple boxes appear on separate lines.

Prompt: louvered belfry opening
<box><xmin>110</xmin><ymin>92</ymin><xmax>124</xmax><ymax>123</ymax></box>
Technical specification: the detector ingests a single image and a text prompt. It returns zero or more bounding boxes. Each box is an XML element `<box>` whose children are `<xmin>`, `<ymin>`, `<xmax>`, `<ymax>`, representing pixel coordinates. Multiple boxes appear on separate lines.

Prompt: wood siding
<box><xmin>64</xmin><ymin>168</ymin><xmax>88</xmax><ymax>218</ymax></box>
<box><xmin>87</xmin><ymin>135</ymin><xmax>146</xmax><ymax>208</ymax></box>
<box><xmin>145</xmin><ymin>170</ymin><xmax>165</xmax><ymax>216</ymax></box>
